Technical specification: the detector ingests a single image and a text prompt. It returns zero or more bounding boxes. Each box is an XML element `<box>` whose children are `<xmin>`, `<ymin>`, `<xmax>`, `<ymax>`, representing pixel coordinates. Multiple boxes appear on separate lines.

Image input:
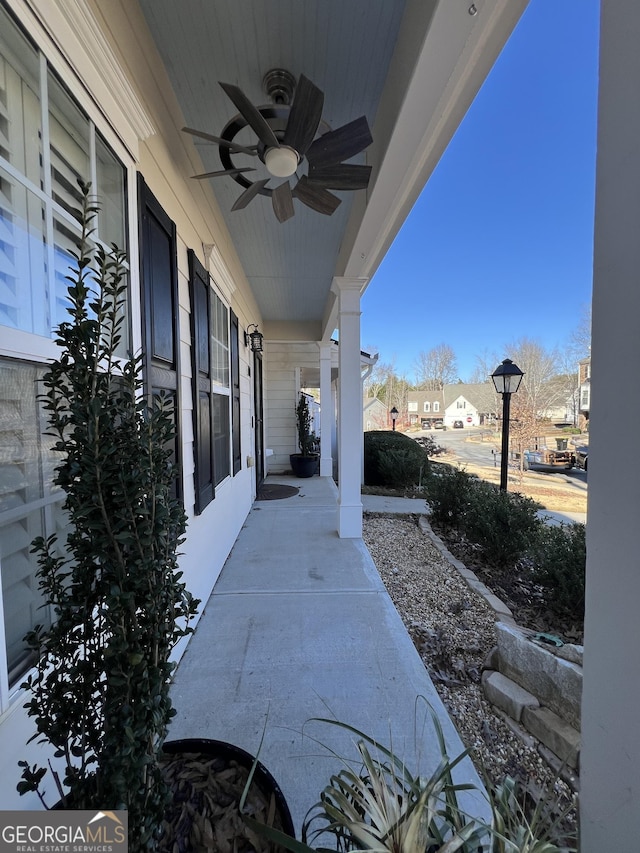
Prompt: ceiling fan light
<box><xmin>264</xmin><ymin>146</ymin><xmax>298</xmax><ymax>177</ymax></box>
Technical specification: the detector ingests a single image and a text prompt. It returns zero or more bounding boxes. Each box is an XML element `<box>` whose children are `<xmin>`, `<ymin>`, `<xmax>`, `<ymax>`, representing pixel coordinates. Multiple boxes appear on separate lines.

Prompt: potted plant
<box><xmin>290</xmin><ymin>393</ymin><xmax>319</xmax><ymax>478</ymax></box>
<box><xmin>17</xmin><ymin>182</ymin><xmax>200</xmax><ymax>852</ymax></box>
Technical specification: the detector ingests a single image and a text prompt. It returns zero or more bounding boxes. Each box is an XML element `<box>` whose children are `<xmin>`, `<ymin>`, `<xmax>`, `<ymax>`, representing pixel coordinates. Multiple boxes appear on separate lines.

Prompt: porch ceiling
<box><xmin>138</xmin><ymin>0</ymin><xmax>527</xmax><ymax>339</ymax></box>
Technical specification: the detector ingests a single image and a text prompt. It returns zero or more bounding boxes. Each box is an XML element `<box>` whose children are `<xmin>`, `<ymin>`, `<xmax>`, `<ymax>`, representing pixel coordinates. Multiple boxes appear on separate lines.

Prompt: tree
<box><xmin>506</xmin><ymin>337</ymin><xmax>559</xmax><ymax>419</ymax></box>
<box><xmin>414</xmin><ymin>344</ymin><xmax>458</xmax><ymax>390</ymax></box>
<box><xmin>569</xmin><ymin>303</ymin><xmax>592</xmax><ymax>360</ymax></box>
<box><xmin>362</xmin><ymin>359</ymin><xmax>410</xmax><ymax>427</ymax></box>
<box><xmin>364</xmin><ymin>359</ymin><xmax>395</xmax><ymax>400</ymax></box>
<box><xmin>468</xmin><ymin>348</ymin><xmax>501</xmax><ymax>384</ymax></box>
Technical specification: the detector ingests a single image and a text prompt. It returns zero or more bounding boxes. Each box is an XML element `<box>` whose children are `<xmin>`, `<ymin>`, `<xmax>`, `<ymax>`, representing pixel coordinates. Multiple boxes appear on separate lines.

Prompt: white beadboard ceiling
<box><xmin>137</xmin><ymin>0</ymin><xmax>528</xmax><ymax>337</ymax></box>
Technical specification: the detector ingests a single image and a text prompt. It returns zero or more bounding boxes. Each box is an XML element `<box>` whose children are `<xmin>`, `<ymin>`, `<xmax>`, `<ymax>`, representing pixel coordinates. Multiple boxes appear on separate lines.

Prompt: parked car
<box><xmin>453</xmin><ymin>420</ymin><xmax>464</xmax><ymax>429</ymax></box>
<box><xmin>574</xmin><ymin>445</ymin><xmax>589</xmax><ymax>471</ymax></box>
<box><xmin>433</xmin><ymin>421</ymin><xmax>446</xmax><ymax>429</ymax></box>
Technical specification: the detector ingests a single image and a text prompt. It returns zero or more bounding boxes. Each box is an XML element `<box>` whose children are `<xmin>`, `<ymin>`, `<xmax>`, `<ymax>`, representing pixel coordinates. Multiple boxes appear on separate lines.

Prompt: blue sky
<box><xmin>361</xmin><ymin>0</ymin><xmax>600</xmax><ymax>383</ymax></box>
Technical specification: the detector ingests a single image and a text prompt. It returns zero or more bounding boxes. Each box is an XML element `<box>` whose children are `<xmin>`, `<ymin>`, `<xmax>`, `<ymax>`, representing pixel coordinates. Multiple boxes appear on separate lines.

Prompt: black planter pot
<box><xmin>159</xmin><ymin>738</ymin><xmax>295</xmax><ymax>850</ymax></box>
<box><xmin>290</xmin><ymin>453</ymin><xmax>318</xmax><ymax>478</ymax></box>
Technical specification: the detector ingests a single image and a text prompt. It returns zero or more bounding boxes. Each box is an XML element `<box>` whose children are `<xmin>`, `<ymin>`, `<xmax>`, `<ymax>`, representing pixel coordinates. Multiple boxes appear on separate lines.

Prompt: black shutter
<box><xmin>231</xmin><ymin>310</ymin><xmax>241</xmax><ymax>475</ymax></box>
<box><xmin>137</xmin><ymin>174</ymin><xmax>182</xmax><ymax>501</ymax></box>
<box><xmin>188</xmin><ymin>249</ymin><xmax>215</xmax><ymax>514</ymax></box>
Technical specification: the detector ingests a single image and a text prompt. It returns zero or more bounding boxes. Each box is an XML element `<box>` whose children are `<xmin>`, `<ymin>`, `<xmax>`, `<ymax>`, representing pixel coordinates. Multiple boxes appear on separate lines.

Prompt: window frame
<box><xmin>0</xmin><ymin>4</ymin><xmax>135</xmax><ymax>712</ymax></box>
<box><xmin>188</xmin><ymin>250</ymin><xmax>215</xmax><ymax>514</ymax></box>
<box><xmin>210</xmin><ymin>288</ymin><xmax>232</xmax><ymax>487</ymax></box>
<box><xmin>0</xmin><ymin>11</ymin><xmax>131</xmax><ymax>353</ymax></box>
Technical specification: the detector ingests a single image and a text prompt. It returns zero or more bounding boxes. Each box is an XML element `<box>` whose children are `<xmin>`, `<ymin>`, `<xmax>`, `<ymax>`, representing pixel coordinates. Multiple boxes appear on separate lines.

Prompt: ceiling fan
<box><xmin>183</xmin><ymin>68</ymin><xmax>373</xmax><ymax>223</ymax></box>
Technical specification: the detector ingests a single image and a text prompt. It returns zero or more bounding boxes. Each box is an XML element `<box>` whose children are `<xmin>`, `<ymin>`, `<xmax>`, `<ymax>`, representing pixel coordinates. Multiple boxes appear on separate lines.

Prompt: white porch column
<box><xmin>581</xmin><ymin>1</ymin><xmax>640</xmax><ymax>846</ymax></box>
<box><xmin>318</xmin><ymin>342</ymin><xmax>333</xmax><ymax>477</ymax></box>
<box><xmin>334</xmin><ymin>277</ymin><xmax>366</xmax><ymax>538</ymax></box>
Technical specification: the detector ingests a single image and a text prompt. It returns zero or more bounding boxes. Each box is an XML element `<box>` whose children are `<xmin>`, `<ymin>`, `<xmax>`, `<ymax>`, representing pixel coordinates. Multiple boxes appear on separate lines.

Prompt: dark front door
<box><xmin>253</xmin><ymin>353</ymin><xmax>264</xmax><ymax>486</ymax></box>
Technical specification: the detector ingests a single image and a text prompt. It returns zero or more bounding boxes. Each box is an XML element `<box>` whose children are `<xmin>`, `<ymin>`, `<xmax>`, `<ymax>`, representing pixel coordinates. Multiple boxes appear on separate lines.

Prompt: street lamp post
<box><xmin>390</xmin><ymin>406</ymin><xmax>398</xmax><ymax>431</ymax></box>
<box><xmin>491</xmin><ymin>359</ymin><xmax>524</xmax><ymax>492</ymax></box>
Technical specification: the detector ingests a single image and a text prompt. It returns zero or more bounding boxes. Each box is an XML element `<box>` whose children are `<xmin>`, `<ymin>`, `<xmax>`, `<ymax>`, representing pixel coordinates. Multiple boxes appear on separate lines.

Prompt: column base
<box><xmin>337</xmin><ymin>500</ymin><xmax>363</xmax><ymax>538</ymax></box>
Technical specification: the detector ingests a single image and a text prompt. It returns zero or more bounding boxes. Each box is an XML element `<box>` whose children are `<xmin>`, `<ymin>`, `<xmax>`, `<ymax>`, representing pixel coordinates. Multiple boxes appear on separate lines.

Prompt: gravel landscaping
<box><xmin>362</xmin><ymin>511</ymin><xmax>578</xmax><ymax>835</ymax></box>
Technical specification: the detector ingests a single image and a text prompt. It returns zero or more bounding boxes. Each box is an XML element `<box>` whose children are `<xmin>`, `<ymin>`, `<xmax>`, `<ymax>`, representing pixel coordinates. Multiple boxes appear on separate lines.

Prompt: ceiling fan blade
<box><xmin>292</xmin><ymin>177</ymin><xmax>341</xmax><ymax>216</ymax></box>
<box><xmin>219</xmin><ymin>82</ymin><xmax>280</xmax><ymax>150</ymax></box>
<box><xmin>191</xmin><ymin>167</ymin><xmax>255</xmax><ymax>179</ymax></box>
<box><xmin>272</xmin><ymin>181</ymin><xmax>295</xmax><ymax>223</ymax></box>
<box><xmin>283</xmin><ymin>75</ymin><xmax>324</xmax><ymax>157</ymax></box>
<box><xmin>231</xmin><ymin>178</ymin><xmax>269</xmax><ymax>211</ymax></box>
<box><xmin>182</xmin><ymin>127</ymin><xmax>257</xmax><ymax>155</ymax></box>
<box><xmin>307</xmin><ymin>163</ymin><xmax>372</xmax><ymax>190</ymax></box>
<box><xmin>306</xmin><ymin>116</ymin><xmax>373</xmax><ymax>168</ymax></box>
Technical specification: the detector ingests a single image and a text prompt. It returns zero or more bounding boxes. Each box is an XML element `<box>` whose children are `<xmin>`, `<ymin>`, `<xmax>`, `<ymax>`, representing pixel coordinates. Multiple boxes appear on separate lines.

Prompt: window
<box><xmin>0</xmin><ymin>5</ymin><xmax>128</xmax><ymax>348</ymax></box>
<box><xmin>230</xmin><ymin>311</ymin><xmax>241</xmax><ymax>475</ymax></box>
<box><xmin>188</xmin><ymin>252</ymin><xmax>240</xmax><ymax>512</ymax></box>
<box><xmin>0</xmin><ymin>361</ymin><xmax>67</xmax><ymax>697</ymax></box>
<box><xmin>189</xmin><ymin>251</ymin><xmax>214</xmax><ymax>514</ymax></box>
<box><xmin>408</xmin><ymin>401</ymin><xmax>418</xmax><ymax>413</ymax></box>
<box><xmin>423</xmin><ymin>402</ymin><xmax>430</xmax><ymax>412</ymax></box>
<box><xmin>433</xmin><ymin>402</ymin><xmax>440</xmax><ymax>412</ymax></box>
<box><xmin>457</xmin><ymin>400</ymin><xmax>466</xmax><ymax>409</ymax></box>
<box><xmin>0</xmin><ymin>5</ymin><xmax>128</xmax><ymax>704</ymax></box>
<box><xmin>211</xmin><ymin>291</ymin><xmax>231</xmax><ymax>485</ymax></box>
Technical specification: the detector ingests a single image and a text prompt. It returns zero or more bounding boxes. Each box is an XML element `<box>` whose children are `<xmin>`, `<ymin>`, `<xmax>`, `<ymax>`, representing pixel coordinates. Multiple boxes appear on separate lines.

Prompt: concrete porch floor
<box><xmin>167</xmin><ymin>474</ymin><xmax>490</xmax><ymax>835</ymax></box>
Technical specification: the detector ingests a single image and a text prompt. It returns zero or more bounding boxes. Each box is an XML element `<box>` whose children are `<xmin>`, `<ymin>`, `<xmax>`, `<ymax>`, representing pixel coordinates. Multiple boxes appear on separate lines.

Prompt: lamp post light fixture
<box><xmin>390</xmin><ymin>406</ymin><xmax>399</xmax><ymax>431</ymax></box>
<box><xmin>491</xmin><ymin>358</ymin><xmax>524</xmax><ymax>492</ymax></box>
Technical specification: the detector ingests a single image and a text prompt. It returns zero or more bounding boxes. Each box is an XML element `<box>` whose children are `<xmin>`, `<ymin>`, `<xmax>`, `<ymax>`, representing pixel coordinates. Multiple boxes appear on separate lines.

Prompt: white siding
<box><xmin>0</xmin><ymin>0</ymin><xmax>262</xmax><ymax>809</ymax></box>
<box><xmin>264</xmin><ymin>341</ymin><xmax>321</xmax><ymax>472</ymax></box>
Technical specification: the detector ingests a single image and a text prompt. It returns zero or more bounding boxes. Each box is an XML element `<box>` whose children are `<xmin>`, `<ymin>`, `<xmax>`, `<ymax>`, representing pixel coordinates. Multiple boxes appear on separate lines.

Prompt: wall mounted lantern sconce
<box><xmin>244</xmin><ymin>324</ymin><xmax>264</xmax><ymax>353</ymax></box>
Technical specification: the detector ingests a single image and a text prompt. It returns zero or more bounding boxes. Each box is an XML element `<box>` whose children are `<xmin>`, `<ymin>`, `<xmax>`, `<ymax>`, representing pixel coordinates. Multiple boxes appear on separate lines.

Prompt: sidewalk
<box><xmin>167</xmin><ymin>475</ymin><xmax>489</xmax><ymax>834</ymax></box>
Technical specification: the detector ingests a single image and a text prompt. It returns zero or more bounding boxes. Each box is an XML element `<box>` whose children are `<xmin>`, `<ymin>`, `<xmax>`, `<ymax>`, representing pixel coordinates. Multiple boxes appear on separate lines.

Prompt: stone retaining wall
<box><xmin>419</xmin><ymin>516</ymin><xmax>582</xmax><ymax>774</ymax></box>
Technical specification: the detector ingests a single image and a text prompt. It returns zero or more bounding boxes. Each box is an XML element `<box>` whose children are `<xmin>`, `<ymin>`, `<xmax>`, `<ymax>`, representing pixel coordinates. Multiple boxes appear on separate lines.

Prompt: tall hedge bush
<box><xmin>423</xmin><ymin>463</ymin><xmax>475</xmax><ymax>529</ymax></box>
<box><xmin>364</xmin><ymin>431</ymin><xmax>429</xmax><ymax>488</ymax></box>
<box><xmin>532</xmin><ymin>522</ymin><xmax>586</xmax><ymax>625</ymax></box>
<box><xmin>462</xmin><ymin>481</ymin><xmax>543</xmax><ymax>569</ymax></box>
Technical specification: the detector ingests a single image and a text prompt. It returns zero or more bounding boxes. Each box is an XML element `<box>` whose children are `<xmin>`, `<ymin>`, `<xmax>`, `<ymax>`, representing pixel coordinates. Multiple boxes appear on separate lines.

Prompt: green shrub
<box><xmin>424</xmin><ymin>463</ymin><xmax>475</xmax><ymax>529</ymax></box>
<box><xmin>462</xmin><ymin>481</ymin><xmax>543</xmax><ymax>568</ymax></box>
<box><xmin>364</xmin><ymin>431</ymin><xmax>429</xmax><ymax>488</ymax></box>
<box><xmin>532</xmin><ymin>522</ymin><xmax>586</xmax><ymax>626</ymax></box>
<box><xmin>376</xmin><ymin>448</ymin><xmax>425</xmax><ymax>488</ymax></box>
<box><xmin>18</xmin><ymin>184</ymin><xmax>199</xmax><ymax>849</ymax></box>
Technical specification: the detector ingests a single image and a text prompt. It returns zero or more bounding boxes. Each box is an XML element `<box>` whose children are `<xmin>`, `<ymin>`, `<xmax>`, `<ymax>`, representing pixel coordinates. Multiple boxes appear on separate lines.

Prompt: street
<box><xmin>417</xmin><ymin>426</ymin><xmax>588</xmax><ymax>493</ymax></box>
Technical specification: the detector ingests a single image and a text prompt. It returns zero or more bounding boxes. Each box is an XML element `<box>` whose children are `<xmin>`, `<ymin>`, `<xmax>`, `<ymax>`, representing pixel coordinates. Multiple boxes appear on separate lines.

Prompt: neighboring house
<box><xmin>363</xmin><ymin>397</ymin><xmax>388</xmax><ymax>431</ymax></box>
<box><xmin>443</xmin><ymin>383</ymin><xmax>497</xmax><ymax>427</ymax></box>
<box><xmin>406</xmin><ymin>384</ymin><xmax>496</xmax><ymax>427</ymax></box>
<box><xmin>578</xmin><ymin>356</ymin><xmax>591</xmax><ymax>428</ymax></box>
<box><xmin>0</xmin><ymin>2</ymin><xmax>636</xmax><ymax>843</ymax></box>
<box><xmin>406</xmin><ymin>390</ymin><xmax>445</xmax><ymax>426</ymax></box>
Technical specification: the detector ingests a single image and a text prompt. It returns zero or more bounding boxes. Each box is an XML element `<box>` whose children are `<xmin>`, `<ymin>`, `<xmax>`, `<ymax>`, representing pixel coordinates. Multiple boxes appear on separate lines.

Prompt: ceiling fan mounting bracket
<box><xmin>262</xmin><ymin>68</ymin><xmax>296</xmax><ymax>105</ymax></box>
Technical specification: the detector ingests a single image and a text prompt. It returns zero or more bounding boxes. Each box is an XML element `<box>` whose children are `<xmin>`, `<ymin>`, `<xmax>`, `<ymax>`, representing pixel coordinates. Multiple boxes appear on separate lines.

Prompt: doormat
<box><xmin>256</xmin><ymin>484</ymin><xmax>300</xmax><ymax>501</ymax></box>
